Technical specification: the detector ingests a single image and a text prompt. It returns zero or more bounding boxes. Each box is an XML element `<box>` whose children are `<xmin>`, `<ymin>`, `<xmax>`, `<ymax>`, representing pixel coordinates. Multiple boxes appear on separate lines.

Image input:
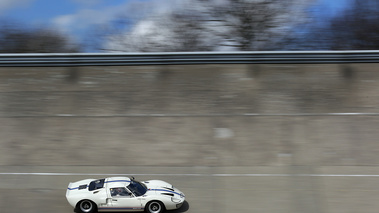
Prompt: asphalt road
<box><xmin>1</xmin><ymin>166</ymin><xmax>379</xmax><ymax>213</ymax></box>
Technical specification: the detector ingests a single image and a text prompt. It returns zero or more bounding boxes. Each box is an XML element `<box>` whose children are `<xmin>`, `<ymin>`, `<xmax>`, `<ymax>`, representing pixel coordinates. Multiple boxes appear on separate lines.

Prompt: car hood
<box><xmin>143</xmin><ymin>180</ymin><xmax>185</xmax><ymax>198</ymax></box>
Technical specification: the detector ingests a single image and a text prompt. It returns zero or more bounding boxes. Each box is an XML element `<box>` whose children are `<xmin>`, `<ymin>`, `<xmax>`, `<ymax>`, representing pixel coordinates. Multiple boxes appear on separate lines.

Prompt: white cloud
<box><xmin>104</xmin><ymin>0</ymin><xmax>316</xmax><ymax>52</ymax></box>
<box><xmin>51</xmin><ymin>0</ymin><xmax>316</xmax><ymax>51</ymax></box>
<box><xmin>51</xmin><ymin>0</ymin><xmax>191</xmax><ymax>42</ymax></box>
<box><xmin>0</xmin><ymin>0</ymin><xmax>33</xmax><ymax>12</ymax></box>
<box><xmin>105</xmin><ymin>16</ymin><xmax>174</xmax><ymax>52</ymax></box>
<box><xmin>52</xmin><ymin>1</ymin><xmax>143</xmax><ymax>34</ymax></box>
<box><xmin>52</xmin><ymin>0</ymin><xmax>193</xmax><ymax>30</ymax></box>
<box><xmin>53</xmin><ymin>9</ymin><xmax>113</xmax><ymax>32</ymax></box>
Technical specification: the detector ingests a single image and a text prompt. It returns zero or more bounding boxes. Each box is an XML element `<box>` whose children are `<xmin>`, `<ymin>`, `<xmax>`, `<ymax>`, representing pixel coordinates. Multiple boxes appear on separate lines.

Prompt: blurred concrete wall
<box><xmin>0</xmin><ymin>64</ymin><xmax>378</xmax><ymax>166</ymax></box>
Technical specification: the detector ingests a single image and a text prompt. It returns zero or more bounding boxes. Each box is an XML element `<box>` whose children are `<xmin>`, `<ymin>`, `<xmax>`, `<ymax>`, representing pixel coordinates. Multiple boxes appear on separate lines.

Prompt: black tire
<box><xmin>77</xmin><ymin>200</ymin><xmax>96</xmax><ymax>213</ymax></box>
<box><xmin>145</xmin><ymin>201</ymin><xmax>165</xmax><ymax>213</ymax></box>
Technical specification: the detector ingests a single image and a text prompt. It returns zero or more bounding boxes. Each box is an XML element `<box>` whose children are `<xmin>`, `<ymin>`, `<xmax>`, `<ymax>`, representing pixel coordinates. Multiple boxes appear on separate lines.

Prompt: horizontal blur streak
<box><xmin>2</xmin><ymin>112</ymin><xmax>379</xmax><ymax>118</ymax></box>
<box><xmin>4</xmin><ymin>172</ymin><xmax>379</xmax><ymax>177</ymax></box>
<box><xmin>2</xmin><ymin>50</ymin><xmax>379</xmax><ymax>67</ymax></box>
<box><xmin>1</xmin><ymin>63</ymin><xmax>379</xmax><ymax>166</ymax></box>
<box><xmin>1</xmin><ymin>63</ymin><xmax>379</xmax><ymax>212</ymax></box>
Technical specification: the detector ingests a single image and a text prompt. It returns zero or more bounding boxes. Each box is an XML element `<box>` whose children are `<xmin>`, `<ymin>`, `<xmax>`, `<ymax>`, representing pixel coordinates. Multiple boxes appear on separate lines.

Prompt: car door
<box><xmin>109</xmin><ymin>187</ymin><xmax>143</xmax><ymax>211</ymax></box>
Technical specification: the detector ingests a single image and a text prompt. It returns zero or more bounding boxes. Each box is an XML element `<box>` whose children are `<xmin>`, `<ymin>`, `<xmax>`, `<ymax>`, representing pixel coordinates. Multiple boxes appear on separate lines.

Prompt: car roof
<box><xmin>105</xmin><ymin>177</ymin><xmax>131</xmax><ymax>188</ymax></box>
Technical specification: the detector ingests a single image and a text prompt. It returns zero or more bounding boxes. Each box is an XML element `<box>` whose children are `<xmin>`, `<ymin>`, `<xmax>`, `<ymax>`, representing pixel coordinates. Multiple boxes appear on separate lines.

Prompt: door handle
<box><xmin>112</xmin><ymin>199</ymin><xmax>118</xmax><ymax>201</ymax></box>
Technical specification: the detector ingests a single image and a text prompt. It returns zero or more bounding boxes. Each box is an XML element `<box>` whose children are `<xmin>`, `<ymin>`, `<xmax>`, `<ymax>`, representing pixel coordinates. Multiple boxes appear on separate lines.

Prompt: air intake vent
<box><xmin>162</xmin><ymin>187</ymin><xmax>174</xmax><ymax>191</ymax></box>
<box><xmin>79</xmin><ymin>185</ymin><xmax>87</xmax><ymax>190</ymax></box>
<box><xmin>161</xmin><ymin>193</ymin><xmax>174</xmax><ymax>196</ymax></box>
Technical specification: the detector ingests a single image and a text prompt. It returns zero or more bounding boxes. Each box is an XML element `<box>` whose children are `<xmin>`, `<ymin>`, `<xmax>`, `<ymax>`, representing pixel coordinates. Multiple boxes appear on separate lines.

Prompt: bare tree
<box><xmin>164</xmin><ymin>12</ymin><xmax>214</xmax><ymax>52</ymax></box>
<box><xmin>102</xmin><ymin>0</ymin><xmax>311</xmax><ymax>52</ymax></box>
<box><xmin>103</xmin><ymin>10</ymin><xmax>215</xmax><ymax>52</ymax></box>
<box><xmin>0</xmin><ymin>21</ymin><xmax>80</xmax><ymax>53</ymax></box>
<box><xmin>202</xmin><ymin>0</ymin><xmax>293</xmax><ymax>50</ymax></box>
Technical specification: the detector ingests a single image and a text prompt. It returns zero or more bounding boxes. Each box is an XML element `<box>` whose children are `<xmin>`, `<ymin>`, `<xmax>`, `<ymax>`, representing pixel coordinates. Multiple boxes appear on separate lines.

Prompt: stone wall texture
<box><xmin>1</xmin><ymin>64</ymin><xmax>379</xmax><ymax>167</ymax></box>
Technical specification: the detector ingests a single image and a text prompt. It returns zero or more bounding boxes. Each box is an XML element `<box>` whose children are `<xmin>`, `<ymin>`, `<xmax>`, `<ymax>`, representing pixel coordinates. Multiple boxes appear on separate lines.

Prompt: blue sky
<box><xmin>311</xmin><ymin>0</ymin><xmax>352</xmax><ymax>20</ymax></box>
<box><xmin>1</xmin><ymin>0</ymin><xmax>129</xmax><ymax>23</ymax></box>
<box><xmin>0</xmin><ymin>0</ymin><xmax>352</xmax><ymax>51</ymax></box>
<box><xmin>0</xmin><ymin>0</ymin><xmax>170</xmax><ymax>40</ymax></box>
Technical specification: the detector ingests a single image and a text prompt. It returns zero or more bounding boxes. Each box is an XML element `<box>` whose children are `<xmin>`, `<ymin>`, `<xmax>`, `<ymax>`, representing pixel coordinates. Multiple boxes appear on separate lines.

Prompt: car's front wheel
<box><xmin>77</xmin><ymin>200</ymin><xmax>96</xmax><ymax>213</ymax></box>
<box><xmin>146</xmin><ymin>201</ymin><xmax>164</xmax><ymax>213</ymax></box>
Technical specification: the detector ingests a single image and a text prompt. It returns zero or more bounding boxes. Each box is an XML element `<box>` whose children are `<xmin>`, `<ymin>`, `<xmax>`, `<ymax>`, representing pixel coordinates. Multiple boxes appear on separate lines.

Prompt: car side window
<box><xmin>110</xmin><ymin>187</ymin><xmax>131</xmax><ymax>197</ymax></box>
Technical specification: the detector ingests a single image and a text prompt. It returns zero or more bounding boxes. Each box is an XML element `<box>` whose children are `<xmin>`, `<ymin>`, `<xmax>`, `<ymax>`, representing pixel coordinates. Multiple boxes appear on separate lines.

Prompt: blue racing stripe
<box><xmin>67</xmin><ymin>187</ymin><xmax>79</xmax><ymax>190</ymax></box>
<box><xmin>68</xmin><ymin>185</ymin><xmax>87</xmax><ymax>190</ymax></box>
<box><xmin>68</xmin><ymin>180</ymin><xmax>130</xmax><ymax>190</ymax></box>
<box><xmin>98</xmin><ymin>207</ymin><xmax>143</xmax><ymax>210</ymax></box>
<box><xmin>105</xmin><ymin>180</ymin><xmax>131</xmax><ymax>183</ymax></box>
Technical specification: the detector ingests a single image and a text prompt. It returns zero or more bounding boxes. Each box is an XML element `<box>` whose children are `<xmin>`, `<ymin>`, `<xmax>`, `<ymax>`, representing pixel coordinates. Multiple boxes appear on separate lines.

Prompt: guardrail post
<box><xmin>340</xmin><ymin>64</ymin><xmax>354</xmax><ymax>79</ymax></box>
<box><xmin>247</xmin><ymin>64</ymin><xmax>261</xmax><ymax>78</ymax></box>
<box><xmin>67</xmin><ymin>66</ymin><xmax>80</xmax><ymax>82</ymax></box>
<box><xmin>158</xmin><ymin>65</ymin><xmax>170</xmax><ymax>80</ymax></box>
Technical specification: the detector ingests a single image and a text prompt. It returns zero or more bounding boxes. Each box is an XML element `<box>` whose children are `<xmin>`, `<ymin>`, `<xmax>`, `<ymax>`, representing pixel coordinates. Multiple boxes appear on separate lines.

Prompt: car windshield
<box><xmin>127</xmin><ymin>180</ymin><xmax>147</xmax><ymax>197</ymax></box>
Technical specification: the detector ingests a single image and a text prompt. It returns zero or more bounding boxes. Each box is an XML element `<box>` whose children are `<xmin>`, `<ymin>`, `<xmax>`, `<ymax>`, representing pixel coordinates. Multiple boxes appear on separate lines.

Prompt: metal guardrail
<box><xmin>1</xmin><ymin>51</ymin><xmax>379</xmax><ymax>67</ymax></box>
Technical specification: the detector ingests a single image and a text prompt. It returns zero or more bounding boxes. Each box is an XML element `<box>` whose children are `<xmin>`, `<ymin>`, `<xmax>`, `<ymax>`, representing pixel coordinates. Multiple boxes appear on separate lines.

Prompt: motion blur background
<box><xmin>1</xmin><ymin>0</ymin><xmax>379</xmax><ymax>213</ymax></box>
<box><xmin>1</xmin><ymin>0</ymin><xmax>379</xmax><ymax>52</ymax></box>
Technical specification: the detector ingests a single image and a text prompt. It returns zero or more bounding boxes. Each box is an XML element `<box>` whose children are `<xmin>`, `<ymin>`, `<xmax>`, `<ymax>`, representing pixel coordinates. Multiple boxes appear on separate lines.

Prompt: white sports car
<box><xmin>66</xmin><ymin>176</ymin><xmax>185</xmax><ymax>213</ymax></box>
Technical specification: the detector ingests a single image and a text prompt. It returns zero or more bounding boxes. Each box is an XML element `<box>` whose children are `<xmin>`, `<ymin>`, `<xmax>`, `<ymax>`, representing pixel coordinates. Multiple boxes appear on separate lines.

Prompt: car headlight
<box><xmin>171</xmin><ymin>197</ymin><xmax>181</xmax><ymax>203</ymax></box>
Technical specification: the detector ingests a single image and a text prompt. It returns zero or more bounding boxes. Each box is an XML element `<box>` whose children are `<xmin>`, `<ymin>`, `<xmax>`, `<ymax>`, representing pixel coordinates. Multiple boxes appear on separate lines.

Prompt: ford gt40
<box><xmin>66</xmin><ymin>176</ymin><xmax>185</xmax><ymax>213</ymax></box>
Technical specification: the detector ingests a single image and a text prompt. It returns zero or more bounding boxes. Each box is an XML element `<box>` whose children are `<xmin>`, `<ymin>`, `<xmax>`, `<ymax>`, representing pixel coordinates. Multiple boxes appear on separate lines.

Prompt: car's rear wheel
<box><xmin>77</xmin><ymin>200</ymin><xmax>96</xmax><ymax>213</ymax></box>
<box><xmin>146</xmin><ymin>201</ymin><xmax>164</xmax><ymax>213</ymax></box>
